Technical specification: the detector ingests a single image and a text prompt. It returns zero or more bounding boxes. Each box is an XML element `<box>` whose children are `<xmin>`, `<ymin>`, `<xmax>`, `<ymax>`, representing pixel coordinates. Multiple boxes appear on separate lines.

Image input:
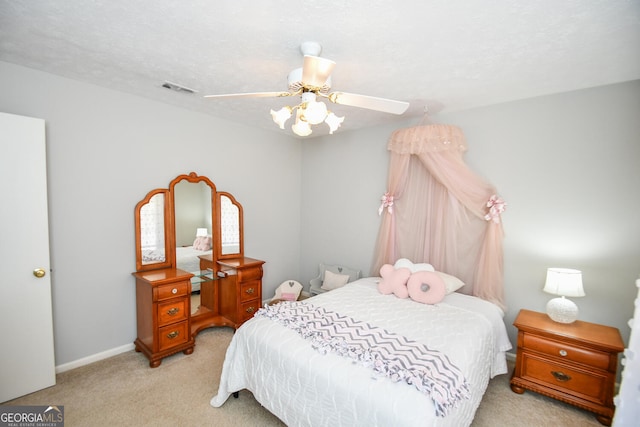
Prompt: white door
<box><xmin>0</xmin><ymin>112</ymin><xmax>56</xmax><ymax>402</ymax></box>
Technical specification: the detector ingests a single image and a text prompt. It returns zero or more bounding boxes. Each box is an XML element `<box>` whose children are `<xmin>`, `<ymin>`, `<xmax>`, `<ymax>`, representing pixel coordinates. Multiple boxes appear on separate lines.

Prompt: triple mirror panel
<box><xmin>134</xmin><ymin>172</ymin><xmax>244</xmax><ymax>313</ymax></box>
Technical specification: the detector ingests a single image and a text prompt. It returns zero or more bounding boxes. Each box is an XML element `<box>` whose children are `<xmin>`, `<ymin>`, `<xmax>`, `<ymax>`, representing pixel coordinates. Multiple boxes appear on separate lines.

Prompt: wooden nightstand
<box><xmin>510</xmin><ymin>309</ymin><xmax>624</xmax><ymax>426</ymax></box>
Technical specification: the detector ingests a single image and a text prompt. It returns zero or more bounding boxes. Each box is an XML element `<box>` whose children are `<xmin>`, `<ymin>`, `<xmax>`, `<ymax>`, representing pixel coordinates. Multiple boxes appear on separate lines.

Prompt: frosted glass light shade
<box><xmin>543</xmin><ymin>268</ymin><xmax>585</xmax><ymax>323</ymax></box>
<box><xmin>325</xmin><ymin>112</ymin><xmax>344</xmax><ymax>134</ymax></box>
<box><xmin>270</xmin><ymin>107</ymin><xmax>292</xmax><ymax>129</ymax></box>
<box><xmin>303</xmin><ymin>100</ymin><xmax>328</xmax><ymax>124</ymax></box>
<box><xmin>292</xmin><ymin>118</ymin><xmax>312</xmax><ymax>137</ymax></box>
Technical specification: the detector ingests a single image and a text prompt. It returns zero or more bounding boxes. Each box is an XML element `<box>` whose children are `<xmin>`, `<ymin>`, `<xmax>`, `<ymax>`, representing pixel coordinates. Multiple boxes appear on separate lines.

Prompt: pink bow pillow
<box><xmin>407</xmin><ymin>271</ymin><xmax>446</xmax><ymax>304</ymax></box>
<box><xmin>378</xmin><ymin>264</ymin><xmax>411</xmax><ymax>299</ymax></box>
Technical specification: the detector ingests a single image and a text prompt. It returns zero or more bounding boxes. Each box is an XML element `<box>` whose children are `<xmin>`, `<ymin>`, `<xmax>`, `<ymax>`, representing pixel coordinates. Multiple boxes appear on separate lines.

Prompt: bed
<box><xmin>211</xmin><ymin>277</ymin><xmax>511</xmax><ymax>426</ymax></box>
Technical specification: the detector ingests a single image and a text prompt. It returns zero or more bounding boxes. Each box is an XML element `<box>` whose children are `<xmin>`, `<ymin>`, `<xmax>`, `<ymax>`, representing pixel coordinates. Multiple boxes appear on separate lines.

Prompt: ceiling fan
<box><xmin>204</xmin><ymin>42</ymin><xmax>410</xmax><ymax>136</ymax></box>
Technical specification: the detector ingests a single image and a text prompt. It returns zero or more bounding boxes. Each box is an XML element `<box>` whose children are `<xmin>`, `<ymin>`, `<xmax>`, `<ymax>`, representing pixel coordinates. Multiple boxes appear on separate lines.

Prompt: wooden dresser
<box><xmin>510</xmin><ymin>309</ymin><xmax>624</xmax><ymax>426</ymax></box>
<box><xmin>133</xmin><ymin>172</ymin><xmax>264</xmax><ymax>367</ymax></box>
<box><xmin>217</xmin><ymin>257</ymin><xmax>265</xmax><ymax>328</ymax></box>
<box><xmin>132</xmin><ymin>268</ymin><xmax>195</xmax><ymax>368</ymax></box>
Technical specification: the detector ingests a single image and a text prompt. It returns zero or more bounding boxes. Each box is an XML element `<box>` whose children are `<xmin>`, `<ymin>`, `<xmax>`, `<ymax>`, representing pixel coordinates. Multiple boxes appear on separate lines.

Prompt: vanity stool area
<box><xmin>133</xmin><ymin>172</ymin><xmax>264</xmax><ymax>367</ymax></box>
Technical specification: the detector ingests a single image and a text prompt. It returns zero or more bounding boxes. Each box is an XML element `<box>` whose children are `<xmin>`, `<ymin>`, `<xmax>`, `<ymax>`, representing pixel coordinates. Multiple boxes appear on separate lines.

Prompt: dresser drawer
<box><xmin>158</xmin><ymin>321</ymin><xmax>189</xmax><ymax>351</ymax></box>
<box><xmin>155</xmin><ymin>281</ymin><xmax>189</xmax><ymax>301</ymax></box>
<box><xmin>157</xmin><ymin>298</ymin><xmax>188</xmax><ymax>326</ymax></box>
<box><xmin>240</xmin><ymin>281</ymin><xmax>260</xmax><ymax>302</ymax></box>
<box><xmin>523</xmin><ymin>333</ymin><xmax>610</xmax><ymax>370</ymax></box>
<box><xmin>521</xmin><ymin>353</ymin><xmax>607</xmax><ymax>403</ymax></box>
<box><xmin>240</xmin><ymin>300</ymin><xmax>260</xmax><ymax>323</ymax></box>
<box><xmin>237</xmin><ymin>266</ymin><xmax>262</xmax><ymax>283</ymax></box>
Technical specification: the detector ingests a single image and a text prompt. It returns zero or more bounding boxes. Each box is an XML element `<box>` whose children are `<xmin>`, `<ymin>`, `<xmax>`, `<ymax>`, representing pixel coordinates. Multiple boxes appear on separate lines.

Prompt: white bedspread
<box><xmin>211</xmin><ymin>277</ymin><xmax>511</xmax><ymax>427</ymax></box>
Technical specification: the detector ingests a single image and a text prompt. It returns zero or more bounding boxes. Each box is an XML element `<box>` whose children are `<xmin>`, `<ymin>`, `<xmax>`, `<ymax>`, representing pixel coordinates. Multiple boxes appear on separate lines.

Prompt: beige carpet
<box><xmin>4</xmin><ymin>327</ymin><xmax>604</xmax><ymax>426</ymax></box>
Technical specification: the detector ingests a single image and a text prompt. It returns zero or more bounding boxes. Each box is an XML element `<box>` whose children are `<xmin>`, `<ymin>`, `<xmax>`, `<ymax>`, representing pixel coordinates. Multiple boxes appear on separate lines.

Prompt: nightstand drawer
<box><xmin>158</xmin><ymin>321</ymin><xmax>189</xmax><ymax>351</ymax></box>
<box><xmin>157</xmin><ymin>299</ymin><xmax>188</xmax><ymax>326</ymax></box>
<box><xmin>523</xmin><ymin>333</ymin><xmax>609</xmax><ymax>369</ymax></box>
<box><xmin>522</xmin><ymin>354</ymin><xmax>607</xmax><ymax>403</ymax></box>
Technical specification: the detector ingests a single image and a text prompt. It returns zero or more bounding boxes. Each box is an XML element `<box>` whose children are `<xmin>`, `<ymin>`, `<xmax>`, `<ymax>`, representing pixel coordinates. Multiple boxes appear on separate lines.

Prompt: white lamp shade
<box><xmin>543</xmin><ymin>268</ymin><xmax>585</xmax><ymax>297</ymax></box>
<box><xmin>196</xmin><ymin>228</ymin><xmax>208</xmax><ymax>237</ymax></box>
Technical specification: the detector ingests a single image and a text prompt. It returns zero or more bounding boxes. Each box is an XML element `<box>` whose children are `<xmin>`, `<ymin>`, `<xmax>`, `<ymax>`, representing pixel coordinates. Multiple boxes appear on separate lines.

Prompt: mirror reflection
<box><xmin>140</xmin><ymin>193</ymin><xmax>166</xmax><ymax>265</ymax></box>
<box><xmin>220</xmin><ymin>195</ymin><xmax>240</xmax><ymax>255</ymax></box>
<box><xmin>173</xmin><ymin>179</ymin><xmax>214</xmax><ymax>314</ymax></box>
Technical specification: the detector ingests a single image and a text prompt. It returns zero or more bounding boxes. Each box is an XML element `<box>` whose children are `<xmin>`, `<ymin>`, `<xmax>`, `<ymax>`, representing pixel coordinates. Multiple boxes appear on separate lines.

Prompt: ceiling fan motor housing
<box><xmin>287</xmin><ymin>67</ymin><xmax>331</xmax><ymax>93</ymax></box>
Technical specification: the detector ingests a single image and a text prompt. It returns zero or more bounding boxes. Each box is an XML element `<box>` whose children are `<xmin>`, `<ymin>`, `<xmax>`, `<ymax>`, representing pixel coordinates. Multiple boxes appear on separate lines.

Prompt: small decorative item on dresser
<box><xmin>510</xmin><ymin>309</ymin><xmax>624</xmax><ymax>426</ymax></box>
<box><xmin>543</xmin><ymin>268</ymin><xmax>585</xmax><ymax>323</ymax></box>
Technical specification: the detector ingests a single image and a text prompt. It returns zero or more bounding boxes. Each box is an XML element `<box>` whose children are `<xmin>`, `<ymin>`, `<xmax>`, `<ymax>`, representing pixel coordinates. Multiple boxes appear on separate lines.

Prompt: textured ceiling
<box><xmin>1</xmin><ymin>0</ymin><xmax>639</xmax><ymax>138</ymax></box>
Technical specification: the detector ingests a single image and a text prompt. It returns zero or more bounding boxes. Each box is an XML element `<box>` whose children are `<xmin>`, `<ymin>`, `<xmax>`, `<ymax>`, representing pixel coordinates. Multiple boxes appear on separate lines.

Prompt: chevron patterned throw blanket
<box><xmin>255</xmin><ymin>301</ymin><xmax>470</xmax><ymax>417</ymax></box>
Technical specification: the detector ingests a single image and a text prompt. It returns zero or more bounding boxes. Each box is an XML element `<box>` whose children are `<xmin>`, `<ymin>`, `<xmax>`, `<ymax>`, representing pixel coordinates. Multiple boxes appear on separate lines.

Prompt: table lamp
<box><xmin>543</xmin><ymin>268</ymin><xmax>585</xmax><ymax>323</ymax></box>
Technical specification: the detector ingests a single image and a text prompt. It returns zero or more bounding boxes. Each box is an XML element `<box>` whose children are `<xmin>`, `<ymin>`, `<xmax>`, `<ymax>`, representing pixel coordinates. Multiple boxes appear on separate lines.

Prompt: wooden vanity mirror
<box><xmin>133</xmin><ymin>172</ymin><xmax>264</xmax><ymax>367</ymax></box>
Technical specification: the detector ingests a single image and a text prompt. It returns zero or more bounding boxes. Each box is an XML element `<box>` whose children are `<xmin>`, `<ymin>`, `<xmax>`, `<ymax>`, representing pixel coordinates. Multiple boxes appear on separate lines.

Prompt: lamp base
<box><xmin>546</xmin><ymin>296</ymin><xmax>579</xmax><ymax>323</ymax></box>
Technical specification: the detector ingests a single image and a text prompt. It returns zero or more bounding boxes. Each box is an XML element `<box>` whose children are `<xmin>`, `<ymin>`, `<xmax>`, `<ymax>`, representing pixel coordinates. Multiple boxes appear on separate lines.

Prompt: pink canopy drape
<box><xmin>372</xmin><ymin>124</ymin><xmax>505</xmax><ymax>309</ymax></box>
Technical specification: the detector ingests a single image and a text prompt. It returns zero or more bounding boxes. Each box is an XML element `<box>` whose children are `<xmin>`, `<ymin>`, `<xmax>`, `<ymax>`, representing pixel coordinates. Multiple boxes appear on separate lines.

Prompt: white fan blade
<box><xmin>302</xmin><ymin>55</ymin><xmax>336</xmax><ymax>89</ymax></box>
<box><xmin>328</xmin><ymin>92</ymin><xmax>409</xmax><ymax>115</ymax></box>
<box><xmin>204</xmin><ymin>91</ymin><xmax>292</xmax><ymax>99</ymax></box>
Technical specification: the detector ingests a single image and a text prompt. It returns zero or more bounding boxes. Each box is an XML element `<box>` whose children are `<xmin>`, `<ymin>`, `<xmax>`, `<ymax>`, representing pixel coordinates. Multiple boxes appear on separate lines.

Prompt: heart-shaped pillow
<box><xmin>407</xmin><ymin>271</ymin><xmax>446</xmax><ymax>304</ymax></box>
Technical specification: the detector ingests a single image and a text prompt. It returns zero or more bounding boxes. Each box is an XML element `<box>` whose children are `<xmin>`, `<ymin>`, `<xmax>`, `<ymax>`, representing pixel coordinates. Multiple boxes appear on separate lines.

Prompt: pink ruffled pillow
<box><xmin>407</xmin><ymin>270</ymin><xmax>446</xmax><ymax>304</ymax></box>
<box><xmin>377</xmin><ymin>264</ymin><xmax>411</xmax><ymax>299</ymax></box>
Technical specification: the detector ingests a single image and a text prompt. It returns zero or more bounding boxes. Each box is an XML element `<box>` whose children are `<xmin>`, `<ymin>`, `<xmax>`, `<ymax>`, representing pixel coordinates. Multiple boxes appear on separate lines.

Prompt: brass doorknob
<box><xmin>33</xmin><ymin>268</ymin><xmax>46</xmax><ymax>278</ymax></box>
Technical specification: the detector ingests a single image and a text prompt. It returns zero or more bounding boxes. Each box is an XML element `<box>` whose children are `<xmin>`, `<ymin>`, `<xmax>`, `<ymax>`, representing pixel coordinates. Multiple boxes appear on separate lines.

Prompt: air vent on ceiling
<box><xmin>161</xmin><ymin>81</ymin><xmax>197</xmax><ymax>94</ymax></box>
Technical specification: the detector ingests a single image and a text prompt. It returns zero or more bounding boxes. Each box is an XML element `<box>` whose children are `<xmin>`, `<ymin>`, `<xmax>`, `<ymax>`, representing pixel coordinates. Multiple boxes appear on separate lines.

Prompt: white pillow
<box><xmin>436</xmin><ymin>271</ymin><xmax>465</xmax><ymax>294</ymax></box>
<box><xmin>321</xmin><ymin>269</ymin><xmax>350</xmax><ymax>291</ymax></box>
<box><xmin>393</xmin><ymin>258</ymin><xmax>435</xmax><ymax>273</ymax></box>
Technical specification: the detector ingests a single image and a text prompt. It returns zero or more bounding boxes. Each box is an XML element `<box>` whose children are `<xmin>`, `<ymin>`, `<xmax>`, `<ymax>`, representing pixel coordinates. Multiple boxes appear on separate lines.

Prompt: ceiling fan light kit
<box><xmin>205</xmin><ymin>42</ymin><xmax>409</xmax><ymax>137</ymax></box>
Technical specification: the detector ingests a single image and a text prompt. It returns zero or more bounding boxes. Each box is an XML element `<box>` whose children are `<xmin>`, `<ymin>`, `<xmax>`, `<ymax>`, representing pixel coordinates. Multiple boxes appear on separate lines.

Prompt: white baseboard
<box><xmin>55</xmin><ymin>343</ymin><xmax>135</xmax><ymax>374</ymax></box>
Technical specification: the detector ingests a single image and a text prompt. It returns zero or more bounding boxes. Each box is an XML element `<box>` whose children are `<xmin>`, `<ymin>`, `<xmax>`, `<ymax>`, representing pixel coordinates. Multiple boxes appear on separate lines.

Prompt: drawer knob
<box><xmin>245</xmin><ymin>288</ymin><xmax>255</xmax><ymax>294</ymax></box>
<box><xmin>167</xmin><ymin>331</ymin><xmax>180</xmax><ymax>339</ymax></box>
<box><xmin>559</xmin><ymin>349</ymin><xmax>568</xmax><ymax>357</ymax></box>
<box><xmin>172</xmin><ymin>288</ymin><xmax>178</xmax><ymax>294</ymax></box>
<box><xmin>246</xmin><ymin>306</ymin><xmax>256</xmax><ymax>314</ymax></box>
<box><xmin>167</xmin><ymin>307</ymin><xmax>180</xmax><ymax>316</ymax></box>
<box><xmin>551</xmin><ymin>371</ymin><xmax>571</xmax><ymax>382</ymax></box>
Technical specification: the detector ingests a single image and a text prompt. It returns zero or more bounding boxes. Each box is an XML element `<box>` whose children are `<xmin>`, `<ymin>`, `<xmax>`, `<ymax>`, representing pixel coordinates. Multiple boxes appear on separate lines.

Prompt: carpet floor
<box><xmin>4</xmin><ymin>327</ymin><xmax>604</xmax><ymax>426</ymax></box>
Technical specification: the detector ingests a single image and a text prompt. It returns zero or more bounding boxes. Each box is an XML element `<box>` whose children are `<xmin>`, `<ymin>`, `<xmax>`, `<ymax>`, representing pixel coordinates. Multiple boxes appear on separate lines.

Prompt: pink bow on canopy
<box><xmin>378</xmin><ymin>192</ymin><xmax>394</xmax><ymax>215</ymax></box>
<box><xmin>485</xmin><ymin>195</ymin><xmax>506</xmax><ymax>224</ymax></box>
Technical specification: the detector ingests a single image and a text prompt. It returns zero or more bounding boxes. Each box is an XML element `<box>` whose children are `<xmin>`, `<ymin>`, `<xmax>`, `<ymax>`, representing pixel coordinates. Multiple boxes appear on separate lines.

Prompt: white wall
<box><xmin>2</xmin><ymin>58</ymin><xmax>638</xmax><ymax>367</ymax></box>
<box><xmin>0</xmin><ymin>61</ymin><xmax>302</xmax><ymax>366</ymax></box>
<box><xmin>302</xmin><ymin>80</ymin><xmax>640</xmax><ymax>350</ymax></box>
